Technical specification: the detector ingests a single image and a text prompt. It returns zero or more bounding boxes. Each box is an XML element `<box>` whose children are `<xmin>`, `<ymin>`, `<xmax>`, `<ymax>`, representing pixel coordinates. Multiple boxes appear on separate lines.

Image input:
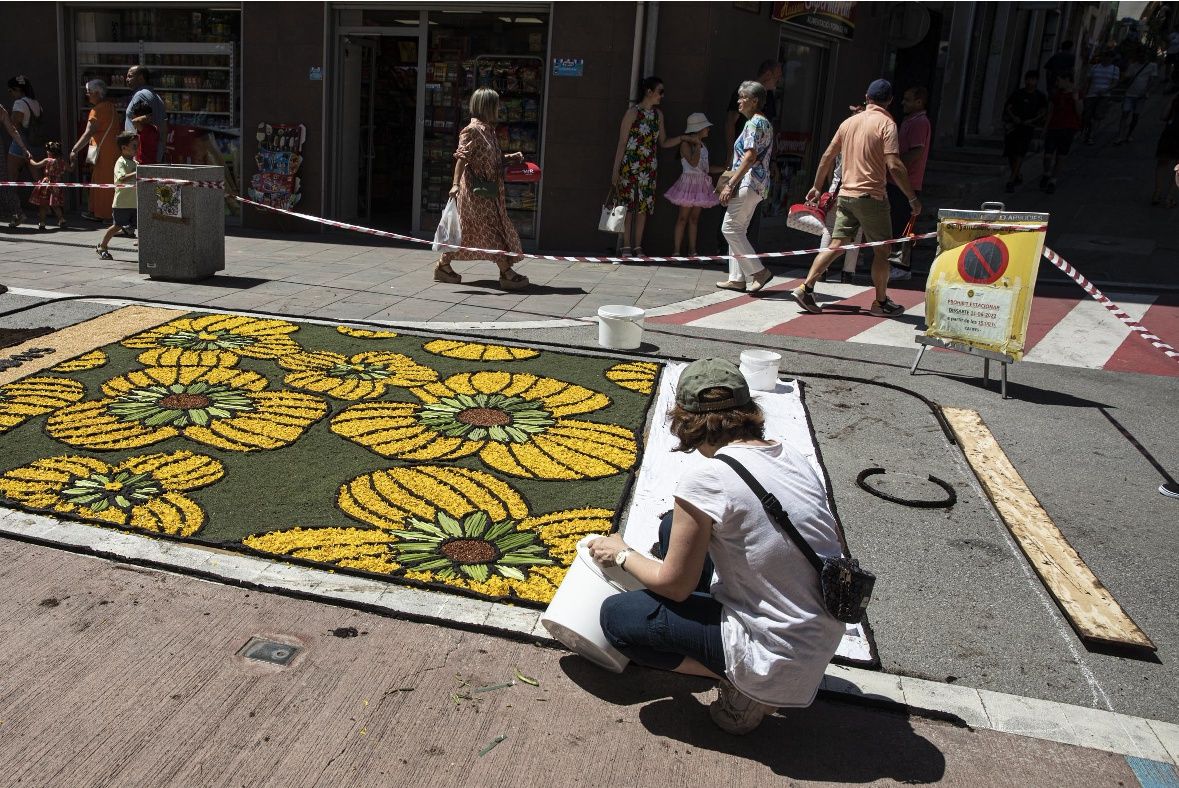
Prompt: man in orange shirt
<box><xmin>792</xmin><ymin>79</ymin><xmax>921</xmax><ymax>318</ymax></box>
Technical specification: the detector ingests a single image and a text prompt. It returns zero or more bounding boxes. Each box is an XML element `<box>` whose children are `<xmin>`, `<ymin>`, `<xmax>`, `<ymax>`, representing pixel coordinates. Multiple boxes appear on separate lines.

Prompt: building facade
<box><xmin>1</xmin><ymin>2</ymin><xmax>1108</xmax><ymax>255</ymax></box>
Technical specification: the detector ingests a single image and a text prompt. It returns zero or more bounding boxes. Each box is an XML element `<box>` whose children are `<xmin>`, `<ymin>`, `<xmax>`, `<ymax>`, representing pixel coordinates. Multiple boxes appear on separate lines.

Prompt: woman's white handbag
<box><xmin>599</xmin><ymin>189</ymin><xmax>626</xmax><ymax>234</ymax></box>
<box><xmin>432</xmin><ymin>198</ymin><xmax>462</xmax><ymax>252</ymax></box>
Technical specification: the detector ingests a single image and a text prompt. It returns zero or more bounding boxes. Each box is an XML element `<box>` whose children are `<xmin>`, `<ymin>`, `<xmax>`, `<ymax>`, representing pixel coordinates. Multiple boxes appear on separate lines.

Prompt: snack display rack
<box><xmin>420</xmin><ymin>54</ymin><xmax>543</xmax><ymax>239</ymax></box>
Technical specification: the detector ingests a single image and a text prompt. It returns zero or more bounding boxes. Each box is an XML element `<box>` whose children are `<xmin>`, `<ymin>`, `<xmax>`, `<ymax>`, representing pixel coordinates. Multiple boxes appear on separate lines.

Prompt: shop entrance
<box><xmin>339</xmin><ymin>32</ymin><xmax>422</xmax><ymax>231</ymax></box>
<box><xmin>776</xmin><ymin>34</ymin><xmax>832</xmax><ymax>206</ymax></box>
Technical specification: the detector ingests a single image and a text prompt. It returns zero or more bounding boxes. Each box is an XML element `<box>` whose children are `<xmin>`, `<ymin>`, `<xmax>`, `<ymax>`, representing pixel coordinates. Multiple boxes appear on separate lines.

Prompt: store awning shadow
<box><xmin>638</xmin><ymin>694</ymin><xmax>947</xmax><ymax>783</ymax></box>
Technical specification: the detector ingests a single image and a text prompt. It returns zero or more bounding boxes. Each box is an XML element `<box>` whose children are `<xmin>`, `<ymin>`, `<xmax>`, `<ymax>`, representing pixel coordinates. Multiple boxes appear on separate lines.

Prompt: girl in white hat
<box><xmin>664</xmin><ymin>112</ymin><xmax>723</xmax><ymax>257</ymax></box>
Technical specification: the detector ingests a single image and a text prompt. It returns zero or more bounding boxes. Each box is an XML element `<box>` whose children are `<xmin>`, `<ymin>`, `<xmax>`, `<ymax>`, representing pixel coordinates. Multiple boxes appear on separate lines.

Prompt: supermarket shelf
<box><xmin>143</xmin><ymin>64</ymin><xmax>231</xmax><ymax>71</ymax></box>
<box><xmin>158</xmin><ymin>88</ymin><xmax>231</xmax><ymax>94</ymax></box>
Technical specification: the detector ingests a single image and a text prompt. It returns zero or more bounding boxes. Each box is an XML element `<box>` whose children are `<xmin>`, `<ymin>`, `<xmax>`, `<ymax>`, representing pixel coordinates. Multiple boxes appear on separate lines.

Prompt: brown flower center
<box><xmin>159</xmin><ymin>393</ymin><xmax>212</xmax><ymax>409</ymax></box>
<box><xmin>440</xmin><ymin>538</ymin><xmax>498</xmax><ymax>564</ymax></box>
<box><xmin>456</xmin><ymin>407</ymin><xmax>511</xmax><ymax>427</ymax></box>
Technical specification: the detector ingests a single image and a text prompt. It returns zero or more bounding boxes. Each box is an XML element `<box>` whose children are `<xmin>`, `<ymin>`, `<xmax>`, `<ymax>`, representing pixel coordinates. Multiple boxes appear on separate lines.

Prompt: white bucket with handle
<box><xmin>739</xmin><ymin>349</ymin><xmax>782</xmax><ymax>391</ymax></box>
<box><xmin>597</xmin><ymin>305</ymin><xmax>646</xmax><ymax>350</ymax></box>
<box><xmin>540</xmin><ymin>534</ymin><xmax>646</xmax><ymax>673</ymax></box>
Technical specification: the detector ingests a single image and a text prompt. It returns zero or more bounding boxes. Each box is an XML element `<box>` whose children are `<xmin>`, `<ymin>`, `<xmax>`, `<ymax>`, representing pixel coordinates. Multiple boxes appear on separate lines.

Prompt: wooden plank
<box><xmin>0</xmin><ymin>306</ymin><xmax>184</xmax><ymax>386</ymax></box>
<box><xmin>942</xmin><ymin>406</ymin><xmax>1155</xmax><ymax>651</ymax></box>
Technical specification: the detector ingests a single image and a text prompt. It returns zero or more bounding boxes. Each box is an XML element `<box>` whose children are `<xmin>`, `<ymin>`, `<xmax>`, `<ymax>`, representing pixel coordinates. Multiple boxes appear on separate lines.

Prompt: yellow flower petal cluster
<box><xmin>332</xmin><ymin>371</ymin><xmax>638</xmax><ymax>479</ymax></box>
<box><xmin>605</xmin><ymin>361</ymin><xmax>660</xmax><ymax>395</ymax></box>
<box><xmin>277</xmin><ymin>350</ymin><xmax>438</xmax><ymax>400</ymax></box>
<box><xmin>423</xmin><ymin>339</ymin><xmax>539</xmax><ymax>362</ymax></box>
<box><xmin>122</xmin><ymin>314</ymin><xmax>301</xmax><ymax>366</ymax></box>
<box><xmin>48</xmin><ymin>350</ymin><xmax>108</xmax><ymax>373</ymax></box>
<box><xmin>244</xmin><ymin>465</ymin><xmax>615</xmax><ymax>603</ymax></box>
<box><xmin>337</xmin><ymin>326</ymin><xmax>399</xmax><ymax>339</ymax></box>
<box><xmin>0</xmin><ymin>450</ymin><xmax>224</xmax><ymax>536</ymax></box>
<box><xmin>46</xmin><ymin>366</ymin><xmax>327</xmax><ymax>452</ymax></box>
<box><xmin>0</xmin><ymin>376</ymin><xmax>86</xmax><ymax>435</ymax></box>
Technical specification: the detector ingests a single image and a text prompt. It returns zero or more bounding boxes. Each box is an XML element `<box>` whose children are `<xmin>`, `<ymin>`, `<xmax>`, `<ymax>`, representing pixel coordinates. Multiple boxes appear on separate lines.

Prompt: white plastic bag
<box><xmin>432</xmin><ymin>198</ymin><xmax>462</xmax><ymax>252</ymax></box>
<box><xmin>598</xmin><ymin>203</ymin><xmax>626</xmax><ymax>234</ymax></box>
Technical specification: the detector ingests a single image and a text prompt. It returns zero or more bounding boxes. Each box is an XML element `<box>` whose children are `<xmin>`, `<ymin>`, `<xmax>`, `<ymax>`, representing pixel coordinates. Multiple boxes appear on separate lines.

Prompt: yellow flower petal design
<box><xmin>244</xmin><ymin>526</ymin><xmax>402</xmax><ymax>574</ymax></box>
<box><xmin>337</xmin><ymin>326</ymin><xmax>399</xmax><ymax>339</ymax></box>
<box><xmin>122</xmin><ymin>314</ymin><xmax>301</xmax><ymax>364</ymax></box>
<box><xmin>413</xmin><ymin>371</ymin><xmax>609</xmax><ymax>417</ymax></box>
<box><xmin>48</xmin><ymin>350</ymin><xmax>108</xmax><ymax>373</ymax></box>
<box><xmin>179</xmin><ymin>391</ymin><xmax>327</xmax><ymax>452</ymax></box>
<box><xmin>122</xmin><ymin>451</ymin><xmax>226</xmax><ymax>491</ymax></box>
<box><xmin>605</xmin><ymin>361</ymin><xmax>659</xmax><ymax>395</ymax></box>
<box><xmin>278</xmin><ymin>350</ymin><xmax>438</xmax><ymax>400</ymax></box>
<box><xmin>522</xmin><ymin>507</ymin><xmax>616</xmax><ymax>565</ymax></box>
<box><xmin>135</xmin><ymin>348</ymin><xmax>236</xmax><ymax>367</ymax></box>
<box><xmin>422</xmin><ymin>339</ymin><xmax>539</xmax><ymax>362</ymax></box>
<box><xmin>338</xmin><ymin>465</ymin><xmax>528</xmax><ymax>531</ymax></box>
<box><xmin>331</xmin><ymin>402</ymin><xmax>480</xmax><ymax>461</ymax></box>
<box><xmin>47</xmin><ymin>366</ymin><xmax>325</xmax><ymax>452</ymax></box>
<box><xmin>46</xmin><ymin>400</ymin><xmax>177</xmax><ymax>450</ymax></box>
<box><xmin>0</xmin><ymin>451</ymin><xmax>222</xmax><ymax>536</ymax></box>
<box><xmin>477</xmin><ymin>420</ymin><xmax>637</xmax><ymax>479</ymax></box>
<box><xmin>0</xmin><ymin>376</ymin><xmax>86</xmax><ymax>434</ymax></box>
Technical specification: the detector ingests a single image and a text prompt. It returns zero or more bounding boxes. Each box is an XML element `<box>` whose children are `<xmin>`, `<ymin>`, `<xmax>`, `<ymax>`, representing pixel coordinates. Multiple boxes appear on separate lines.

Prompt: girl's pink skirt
<box><xmin>664</xmin><ymin>172</ymin><xmax>719</xmax><ymax>208</ymax></box>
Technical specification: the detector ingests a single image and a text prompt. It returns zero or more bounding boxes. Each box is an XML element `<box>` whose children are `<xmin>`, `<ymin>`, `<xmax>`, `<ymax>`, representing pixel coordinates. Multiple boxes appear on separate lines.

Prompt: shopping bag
<box><xmin>432</xmin><ymin>198</ymin><xmax>462</xmax><ymax>252</ymax></box>
<box><xmin>599</xmin><ymin>188</ymin><xmax>626</xmax><ymax>234</ymax></box>
<box><xmin>504</xmin><ymin>161</ymin><xmax>542</xmax><ymax>183</ymax></box>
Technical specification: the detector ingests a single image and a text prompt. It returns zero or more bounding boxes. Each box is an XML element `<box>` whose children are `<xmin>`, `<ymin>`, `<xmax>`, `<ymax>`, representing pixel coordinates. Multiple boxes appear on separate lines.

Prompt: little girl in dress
<box><xmin>28</xmin><ymin>141</ymin><xmax>67</xmax><ymax>230</ymax></box>
<box><xmin>664</xmin><ymin>113</ymin><xmax>724</xmax><ymax>257</ymax></box>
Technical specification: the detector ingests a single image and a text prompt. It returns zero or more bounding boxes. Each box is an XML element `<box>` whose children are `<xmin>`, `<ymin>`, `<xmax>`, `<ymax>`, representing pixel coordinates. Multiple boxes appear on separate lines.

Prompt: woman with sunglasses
<box><xmin>610</xmin><ymin>76</ymin><xmax>693</xmax><ymax>258</ymax></box>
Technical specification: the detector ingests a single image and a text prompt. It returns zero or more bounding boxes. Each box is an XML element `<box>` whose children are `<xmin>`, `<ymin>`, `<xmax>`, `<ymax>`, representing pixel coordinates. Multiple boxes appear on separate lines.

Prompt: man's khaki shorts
<box><xmin>832</xmin><ymin>195</ymin><xmax>892</xmax><ymax>243</ymax></box>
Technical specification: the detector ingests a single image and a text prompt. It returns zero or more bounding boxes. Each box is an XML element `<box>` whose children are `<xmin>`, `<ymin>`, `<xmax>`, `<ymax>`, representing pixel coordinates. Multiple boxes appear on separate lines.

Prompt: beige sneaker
<box><xmin>709</xmin><ymin>678</ymin><xmax>777</xmax><ymax>734</ymax></box>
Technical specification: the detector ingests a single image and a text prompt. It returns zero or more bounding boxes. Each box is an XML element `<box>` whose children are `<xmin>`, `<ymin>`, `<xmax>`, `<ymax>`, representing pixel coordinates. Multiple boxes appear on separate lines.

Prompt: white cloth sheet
<box><xmin>622</xmin><ymin>361</ymin><xmax>874</xmax><ymax>665</ymax></box>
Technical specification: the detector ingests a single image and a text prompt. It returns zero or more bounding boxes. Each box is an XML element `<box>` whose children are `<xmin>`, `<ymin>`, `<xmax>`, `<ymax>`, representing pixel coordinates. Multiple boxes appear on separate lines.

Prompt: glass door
<box><xmin>776</xmin><ymin>36</ymin><xmax>831</xmax><ymax>208</ymax></box>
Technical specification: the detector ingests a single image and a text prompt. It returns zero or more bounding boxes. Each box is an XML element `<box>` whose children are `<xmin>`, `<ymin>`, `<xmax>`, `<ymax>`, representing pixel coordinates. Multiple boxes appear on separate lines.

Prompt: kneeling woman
<box><xmin>588</xmin><ymin>358</ymin><xmax>844</xmax><ymax>734</ymax></box>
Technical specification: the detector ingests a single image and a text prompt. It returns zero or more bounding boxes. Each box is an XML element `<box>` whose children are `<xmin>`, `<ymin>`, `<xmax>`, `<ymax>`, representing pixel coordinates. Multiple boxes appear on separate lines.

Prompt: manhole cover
<box><xmin>238</xmin><ymin>637</ymin><xmax>300</xmax><ymax>666</ymax></box>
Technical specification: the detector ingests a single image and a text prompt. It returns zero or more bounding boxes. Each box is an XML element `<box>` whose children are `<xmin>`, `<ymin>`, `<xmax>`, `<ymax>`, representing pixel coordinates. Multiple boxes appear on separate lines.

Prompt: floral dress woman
<box><xmin>437</xmin><ymin>116</ymin><xmax>527</xmax><ymax>290</ymax></box>
<box><xmin>618</xmin><ymin>105</ymin><xmax>660</xmax><ymax>215</ymax></box>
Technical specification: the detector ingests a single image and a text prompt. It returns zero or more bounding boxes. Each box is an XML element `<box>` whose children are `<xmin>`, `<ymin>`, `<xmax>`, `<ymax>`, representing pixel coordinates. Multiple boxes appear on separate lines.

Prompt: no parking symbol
<box><xmin>957</xmin><ymin>236</ymin><xmax>1010</xmax><ymax>284</ymax></box>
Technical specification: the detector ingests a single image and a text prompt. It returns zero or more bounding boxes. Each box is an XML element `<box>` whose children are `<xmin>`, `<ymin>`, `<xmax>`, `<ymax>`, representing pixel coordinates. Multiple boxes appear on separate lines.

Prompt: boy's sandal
<box><xmin>433</xmin><ymin>263</ymin><xmax>461</xmax><ymax>284</ymax></box>
<box><xmin>95</xmin><ymin>247</ymin><xmax>113</xmax><ymax>260</ymax></box>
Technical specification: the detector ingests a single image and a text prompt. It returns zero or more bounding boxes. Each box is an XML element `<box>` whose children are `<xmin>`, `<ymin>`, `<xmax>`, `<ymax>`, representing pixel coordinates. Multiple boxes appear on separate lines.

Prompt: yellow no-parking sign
<box><xmin>923</xmin><ymin>208</ymin><xmax>1049</xmax><ymax>362</ymax></box>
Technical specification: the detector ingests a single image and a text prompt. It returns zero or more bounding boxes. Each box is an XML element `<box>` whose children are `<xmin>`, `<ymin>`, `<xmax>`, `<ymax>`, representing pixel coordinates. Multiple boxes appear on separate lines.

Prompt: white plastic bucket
<box><xmin>540</xmin><ymin>534</ymin><xmax>646</xmax><ymax>673</ymax></box>
<box><xmin>597</xmin><ymin>305</ymin><xmax>646</xmax><ymax>350</ymax></box>
<box><xmin>739</xmin><ymin>349</ymin><xmax>782</xmax><ymax>391</ymax></box>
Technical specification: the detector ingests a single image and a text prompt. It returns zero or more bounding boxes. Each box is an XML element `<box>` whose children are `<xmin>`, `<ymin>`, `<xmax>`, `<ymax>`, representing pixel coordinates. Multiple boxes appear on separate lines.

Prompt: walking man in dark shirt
<box><xmin>1003</xmin><ymin>71</ymin><xmax>1049</xmax><ymax>193</ymax></box>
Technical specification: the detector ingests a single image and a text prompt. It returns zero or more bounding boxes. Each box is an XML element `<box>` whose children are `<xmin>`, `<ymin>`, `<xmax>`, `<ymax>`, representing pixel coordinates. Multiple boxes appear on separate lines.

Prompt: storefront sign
<box><xmin>552</xmin><ymin>58</ymin><xmax>584</xmax><ymax>77</ymax></box>
<box><xmin>923</xmin><ymin>214</ymin><xmax>1048</xmax><ymax>361</ymax></box>
<box><xmin>772</xmin><ymin>2</ymin><xmax>857</xmax><ymax>39</ymax></box>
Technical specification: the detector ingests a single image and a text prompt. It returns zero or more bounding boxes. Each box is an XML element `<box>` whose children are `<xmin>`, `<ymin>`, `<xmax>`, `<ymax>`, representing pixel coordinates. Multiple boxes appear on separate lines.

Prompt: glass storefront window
<box><xmin>420</xmin><ymin>11</ymin><xmax>548</xmax><ymax>239</ymax></box>
<box><xmin>776</xmin><ymin>38</ymin><xmax>830</xmax><ymax>206</ymax></box>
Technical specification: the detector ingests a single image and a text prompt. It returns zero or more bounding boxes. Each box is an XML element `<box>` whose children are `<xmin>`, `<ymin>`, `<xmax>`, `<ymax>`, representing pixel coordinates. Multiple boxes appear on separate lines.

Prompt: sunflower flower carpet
<box><xmin>0</xmin><ymin>307</ymin><xmax>660</xmax><ymax>607</ymax></box>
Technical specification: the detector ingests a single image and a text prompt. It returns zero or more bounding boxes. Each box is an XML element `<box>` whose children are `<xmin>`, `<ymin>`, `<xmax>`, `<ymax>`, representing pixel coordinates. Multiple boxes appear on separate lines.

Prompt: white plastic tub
<box><xmin>739</xmin><ymin>349</ymin><xmax>782</xmax><ymax>391</ymax></box>
<box><xmin>597</xmin><ymin>305</ymin><xmax>646</xmax><ymax>350</ymax></box>
<box><xmin>540</xmin><ymin>534</ymin><xmax>646</xmax><ymax>673</ymax></box>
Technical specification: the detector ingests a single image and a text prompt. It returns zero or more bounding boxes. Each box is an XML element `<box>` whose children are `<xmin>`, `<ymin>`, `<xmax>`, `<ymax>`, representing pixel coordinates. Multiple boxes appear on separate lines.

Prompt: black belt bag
<box><xmin>716</xmin><ymin>454</ymin><xmax>875</xmax><ymax>624</ymax></box>
<box><xmin>470</xmin><ymin>174</ymin><xmax>498</xmax><ymax>201</ymax></box>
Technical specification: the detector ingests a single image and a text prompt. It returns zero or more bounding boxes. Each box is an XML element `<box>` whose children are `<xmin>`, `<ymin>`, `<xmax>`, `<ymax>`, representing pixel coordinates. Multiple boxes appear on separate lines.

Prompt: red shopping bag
<box><xmin>504</xmin><ymin>161</ymin><xmax>542</xmax><ymax>183</ymax></box>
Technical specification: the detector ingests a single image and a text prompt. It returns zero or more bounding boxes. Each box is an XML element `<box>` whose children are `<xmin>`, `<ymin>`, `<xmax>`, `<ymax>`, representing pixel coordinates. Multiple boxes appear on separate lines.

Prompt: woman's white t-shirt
<box><xmin>675</xmin><ymin>441</ymin><xmax>845</xmax><ymax>707</ymax></box>
<box><xmin>12</xmin><ymin>97</ymin><xmax>41</xmax><ymax>128</ymax></box>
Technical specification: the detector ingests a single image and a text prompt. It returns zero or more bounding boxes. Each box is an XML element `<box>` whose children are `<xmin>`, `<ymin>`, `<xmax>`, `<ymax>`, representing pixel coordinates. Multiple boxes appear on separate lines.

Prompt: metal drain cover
<box><xmin>238</xmin><ymin>637</ymin><xmax>300</xmax><ymax>666</ymax></box>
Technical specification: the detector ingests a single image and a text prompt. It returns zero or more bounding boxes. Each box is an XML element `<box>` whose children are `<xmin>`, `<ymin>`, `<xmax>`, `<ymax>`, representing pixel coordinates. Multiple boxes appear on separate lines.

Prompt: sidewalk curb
<box><xmin>1</xmin><ymin>506</ymin><xmax>1176</xmax><ymax>766</ymax></box>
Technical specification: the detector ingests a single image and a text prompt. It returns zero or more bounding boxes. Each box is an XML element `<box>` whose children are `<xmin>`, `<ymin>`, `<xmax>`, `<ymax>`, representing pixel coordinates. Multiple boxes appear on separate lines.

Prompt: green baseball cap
<box><xmin>676</xmin><ymin>358</ymin><xmax>752</xmax><ymax>413</ymax></box>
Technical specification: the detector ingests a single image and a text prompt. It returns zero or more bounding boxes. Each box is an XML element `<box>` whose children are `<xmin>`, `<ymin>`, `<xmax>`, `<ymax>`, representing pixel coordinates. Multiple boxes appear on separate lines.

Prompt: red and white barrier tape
<box><xmin>1041</xmin><ymin>246</ymin><xmax>1178</xmax><ymax>364</ymax></box>
<box><xmin>0</xmin><ymin>178</ymin><xmax>225</xmax><ymax>189</ymax></box>
<box><xmin>235</xmin><ymin>195</ymin><xmax>938</xmax><ymax>262</ymax></box>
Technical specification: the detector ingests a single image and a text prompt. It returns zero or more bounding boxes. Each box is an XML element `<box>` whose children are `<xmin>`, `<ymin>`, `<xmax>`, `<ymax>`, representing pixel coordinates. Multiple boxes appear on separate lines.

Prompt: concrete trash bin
<box><xmin>137</xmin><ymin>164</ymin><xmax>225</xmax><ymax>281</ymax></box>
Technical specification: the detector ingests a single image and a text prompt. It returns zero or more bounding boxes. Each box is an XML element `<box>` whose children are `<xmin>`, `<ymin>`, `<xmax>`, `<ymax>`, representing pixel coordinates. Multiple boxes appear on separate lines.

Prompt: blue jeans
<box><xmin>599</xmin><ymin>513</ymin><xmax>726</xmax><ymax>676</ymax></box>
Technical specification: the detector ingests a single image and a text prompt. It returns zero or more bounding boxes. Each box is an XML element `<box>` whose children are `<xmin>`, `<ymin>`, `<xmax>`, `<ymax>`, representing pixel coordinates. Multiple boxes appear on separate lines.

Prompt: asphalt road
<box><xmin>1</xmin><ymin>290</ymin><xmax>1176</xmax><ymax>725</ymax></box>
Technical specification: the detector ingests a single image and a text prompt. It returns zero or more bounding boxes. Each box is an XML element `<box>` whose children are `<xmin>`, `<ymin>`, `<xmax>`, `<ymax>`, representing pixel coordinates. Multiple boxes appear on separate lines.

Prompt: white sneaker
<box><xmin>888</xmin><ymin>266</ymin><xmax>912</xmax><ymax>281</ymax></box>
<box><xmin>709</xmin><ymin>678</ymin><xmax>777</xmax><ymax>734</ymax></box>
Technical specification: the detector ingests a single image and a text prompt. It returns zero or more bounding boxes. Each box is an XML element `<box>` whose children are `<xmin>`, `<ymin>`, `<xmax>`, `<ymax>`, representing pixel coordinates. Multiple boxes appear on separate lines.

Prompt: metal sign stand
<box><xmin>910</xmin><ymin>335</ymin><xmax>1014</xmax><ymax>399</ymax></box>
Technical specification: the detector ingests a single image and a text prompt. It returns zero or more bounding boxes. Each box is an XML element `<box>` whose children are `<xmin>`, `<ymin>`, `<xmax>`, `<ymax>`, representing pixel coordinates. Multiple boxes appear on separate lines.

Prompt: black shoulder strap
<box><xmin>714</xmin><ymin>452</ymin><xmax>824</xmax><ymax>573</ymax></box>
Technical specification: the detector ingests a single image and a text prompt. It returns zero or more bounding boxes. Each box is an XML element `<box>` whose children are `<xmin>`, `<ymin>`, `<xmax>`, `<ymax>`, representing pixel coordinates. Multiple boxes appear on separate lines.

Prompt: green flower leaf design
<box><xmin>417</xmin><ymin>393</ymin><xmax>556</xmax><ymax>444</ymax></box>
<box><xmin>60</xmin><ymin>470</ymin><xmax>162</xmax><ymax>513</ymax></box>
<box><xmin>159</xmin><ymin>329</ymin><xmax>259</xmax><ymax>351</ymax></box>
<box><xmin>393</xmin><ymin>510</ymin><xmax>555</xmax><ymax>582</ymax></box>
<box><xmin>107</xmin><ymin>382</ymin><xmax>256</xmax><ymax>429</ymax></box>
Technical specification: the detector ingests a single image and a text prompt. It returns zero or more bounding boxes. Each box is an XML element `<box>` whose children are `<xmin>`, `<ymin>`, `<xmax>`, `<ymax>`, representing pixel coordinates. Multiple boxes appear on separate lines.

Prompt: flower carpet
<box><xmin>0</xmin><ymin>308</ymin><xmax>661</xmax><ymax>608</ymax></box>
